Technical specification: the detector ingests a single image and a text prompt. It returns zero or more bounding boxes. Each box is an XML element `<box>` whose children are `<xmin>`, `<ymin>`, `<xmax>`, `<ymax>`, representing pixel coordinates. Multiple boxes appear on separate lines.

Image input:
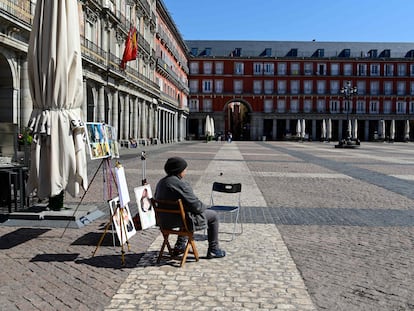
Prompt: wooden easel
<box><xmin>92</xmin><ymin>200</ymin><xmax>131</xmax><ymax>266</ymax></box>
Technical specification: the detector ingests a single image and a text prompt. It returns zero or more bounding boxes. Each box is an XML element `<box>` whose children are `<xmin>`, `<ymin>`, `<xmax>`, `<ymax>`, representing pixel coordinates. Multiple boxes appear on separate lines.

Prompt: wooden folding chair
<box><xmin>150</xmin><ymin>198</ymin><xmax>199</xmax><ymax>267</ymax></box>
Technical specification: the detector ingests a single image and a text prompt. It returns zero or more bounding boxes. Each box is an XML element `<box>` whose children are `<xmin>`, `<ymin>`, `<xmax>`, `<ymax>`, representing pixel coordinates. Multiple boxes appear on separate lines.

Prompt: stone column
<box><xmin>20</xmin><ymin>58</ymin><xmax>32</xmax><ymax>127</ymax></box>
<box><xmin>112</xmin><ymin>90</ymin><xmax>118</xmax><ymax>135</ymax></box>
<box><xmin>97</xmin><ymin>85</ymin><xmax>105</xmax><ymax>122</ymax></box>
<box><xmin>123</xmin><ymin>94</ymin><xmax>130</xmax><ymax>139</ymax></box>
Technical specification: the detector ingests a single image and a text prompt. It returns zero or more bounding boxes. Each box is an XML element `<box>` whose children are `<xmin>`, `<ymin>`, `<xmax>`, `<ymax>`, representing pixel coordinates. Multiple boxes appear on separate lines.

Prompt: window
<box><xmin>277</xmin><ymin>80</ymin><xmax>286</xmax><ymax>94</ymax></box>
<box><xmin>397</xmin><ymin>101</ymin><xmax>406</xmax><ymax>114</ymax></box>
<box><xmin>189</xmin><ymin>99</ymin><xmax>199</xmax><ymax>112</ymax></box>
<box><xmin>304</xmin><ymin>80</ymin><xmax>313</xmax><ymax>94</ymax></box>
<box><xmin>234</xmin><ymin>62</ymin><xmax>244</xmax><ymax>74</ymax></box>
<box><xmin>330</xmin><ymin>80</ymin><xmax>339</xmax><ymax>95</ymax></box>
<box><xmin>356</xmin><ymin>81</ymin><xmax>366</xmax><ymax>95</ymax></box>
<box><xmin>331</xmin><ymin>63</ymin><xmax>339</xmax><ymax>76</ymax></box>
<box><xmin>304</xmin><ymin>63</ymin><xmax>313</xmax><ymax>75</ymax></box>
<box><xmin>277</xmin><ymin>62</ymin><xmax>287</xmax><ymax>75</ymax></box>
<box><xmin>203</xmin><ymin>99</ymin><xmax>212</xmax><ymax>112</ymax></box>
<box><xmin>384</xmin><ymin>81</ymin><xmax>393</xmax><ymax>95</ymax></box>
<box><xmin>410</xmin><ymin>102</ymin><xmax>414</xmax><ymax>114</ymax></box>
<box><xmin>190</xmin><ymin>48</ymin><xmax>198</xmax><ymax>56</ymax></box>
<box><xmin>369</xmin><ymin>101</ymin><xmax>379</xmax><ymax>114</ymax></box>
<box><xmin>253</xmin><ymin>80</ymin><xmax>262</xmax><ymax>94</ymax></box>
<box><xmin>317</xmin><ymin>80</ymin><xmax>326</xmax><ymax>94</ymax></box>
<box><xmin>190</xmin><ymin>62</ymin><xmax>199</xmax><ymax>74</ymax></box>
<box><xmin>291</xmin><ymin>63</ymin><xmax>300</xmax><ymax>75</ymax></box>
<box><xmin>189</xmin><ymin>80</ymin><xmax>198</xmax><ymax>93</ymax></box>
<box><xmin>254</xmin><ymin>63</ymin><xmax>263</xmax><ymax>75</ymax></box>
<box><xmin>277</xmin><ymin>99</ymin><xmax>286</xmax><ymax>113</ymax></box>
<box><xmin>356</xmin><ymin>100</ymin><xmax>365</xmax><ymax>113</ymax></box>
<box><xmin>215</xmin><ymin>62</ymin><xmax>224</xmax><ymax>74</ymax></box>
<box><xmin>410</xmin><ymin>82</ymin><xmax>414</xmax><ymax>95</ymax></box>
<box><xmin>330</xmin><ymin>100</ymin><xmax>340</xmax><ymax>113</ymax></box>
<box><xmin>215</xmin><ymin>80</ymin><xmax>223</xmax><ymax>93</ymax></box>
<box><xmin>202</xmin><ymin>80</ymin><xmax>212</xmax><ymax>93</ymax></box>
<box><xmin>317</xmin><ymin>63</ymin><xmax>326</xmax><ymax>75</ymax></box>
<box><xmin>264</xmin><ymin>99</ymin><xmax>273</xmax><ymax>113</ymax></box>
<box><xmin>410</xmin><ymin>64</ymin><xmax>414</xmax><ymax>76</ymax></box>
<box><xmin>343</xmin><ymin>64</ymin><xmax>352</xmax><ymax>76</ymax></box>
<box><xmin>397</xmin><ymin>81</ymin><xmax>406</xmax><ymax>96</ymax></box>
<box><xmin>317</xmin><ymin>100</ymin><xmax>325</xmax><ymax>113</ymax></box>
<box><xmin>370</xmin><ymin>81</ymin><xmax>379</xmax><ymax>95</ymax></box>
<box><xmin>357</xmin><ymin>64</ymin><xmax>367</xmax><ymax>76</ymax></box>
<box><xmin>290</xmin><ymin>80</ymin><xmax>299</xmax><ymax>94</ymax></box>
<box><xmin>264</xmin><ymin>63</ymin><xmax>274</xmax><ymax>75</ymax></box>
<box><xmin>370</xmin><ymin>64</ymin><xmax>380</xmax><ymax>76</ymax></box>
<box><xmin>383</xmin><ymin>101</ymin><xmax>392</xmax><ymax>114</ymax></box>
<box><xmin>304</xmin><ymin>100</ymin><xmax>312</xmax><ymax>113</ymax></box>
<box><xmin>290</xmin><ymin>100</ymin><xmax>299</xmax><ymax>113</ymax></box>
<box><xmin>203</xmin><ymin>62</ymin><xmax>212</xmax><ymax>74</ymax></box>
<box><xmin>384</xmin><ymin>64</ymin><xmax>394</xmax><ymax>76</ymax></box>
<box><xmin>234</xmin><ymin>80</ymin><xmax>243</xmax><ymax>94</ymax></box>
<box><xmin>264</xmin><ymin>80</ymin><xmax>274</xmax><ymax>94</ymax></box>
<box><xmin>397</xmin><ymin>64</ymin><xmax>406</xmax><ymax>76</ymax></box>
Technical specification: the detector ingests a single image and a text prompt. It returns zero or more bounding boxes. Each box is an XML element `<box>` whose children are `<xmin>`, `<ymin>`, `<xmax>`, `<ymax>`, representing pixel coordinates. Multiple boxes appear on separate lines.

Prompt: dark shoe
<box><xmin>206</xmin><ymin>248</ymin><xmax>226</xmax><ymax>259</ymax></box>
<box><xmin>172</xmin><ymin>246</ymin><xmax>185</xmax><ymax>257</ymax></box>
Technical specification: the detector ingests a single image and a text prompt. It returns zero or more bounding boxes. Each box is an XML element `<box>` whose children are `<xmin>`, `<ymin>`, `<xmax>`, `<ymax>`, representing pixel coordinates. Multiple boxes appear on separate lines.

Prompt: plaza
<box><xmin>1</xmin><ymin>141</ymin><xmax>414</xmax><ymax>310</ymax></box>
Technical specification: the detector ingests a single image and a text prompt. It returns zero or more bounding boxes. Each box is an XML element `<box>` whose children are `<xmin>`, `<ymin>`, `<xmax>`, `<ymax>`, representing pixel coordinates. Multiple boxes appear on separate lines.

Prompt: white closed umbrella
<box><xmin>27</xmin><ymin>0</ymin><xmax>88</xmax><ymax>199</ymax></box>
<box><xmin>347</xmin><ymin>119</ymin><xmax>352</xmax><ymax>138</ymax></box>
<box><xmin>296</xmin><ymin>119</ymin><xmax>301</xmax><ymax>137</ymax></box>
<box><xmin>205</xmin><ymin>115</ymin><xmax>211</xmax><ymax>138</ymax></box>
<box><xmin>327</xmin><ymin>119</ymin><xmax>332</xmax><ymax>140</ymax></box>
<box><xmin>405</xmin><ymin>120</ymin><xmax>410</xmax><ymax>140</ymax></box>
<box><xmin>321</xmin><ymin>119</ymin><xmax>326</xmax><ymax>140</ymax></box>
<box><xmin>301</xmin><ymin>119</ymin><xmax>306</xmax><ymax>139</ymax></box>
<box><xmin>353</xmin><ymin>119</ymin><xmax>358</xmax><ymax>139</ymax></box>
<box><xmin>210</xmin><ymin>117</ymin><xmax>215</xmax><ymax>137</ymax></box>
<box><xmin>380</xmin><ymin>120</ymin><xmax>386</xmax><ymax>139</ymax></box>
<box><xmin>390</xmin><ymin>120</ymin><xmax>395</xmax><ymax>141</ymax></box>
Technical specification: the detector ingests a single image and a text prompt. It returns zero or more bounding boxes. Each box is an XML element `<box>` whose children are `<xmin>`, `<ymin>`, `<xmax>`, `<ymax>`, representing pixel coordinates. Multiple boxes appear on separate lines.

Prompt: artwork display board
<box><xmin>108</xmin><ymin>197</ymin><xmax>136</xmax><ymax>245</ymax></box>
<box><xmin>134</xmin><ymin>184</ymin><xmax>156</xmax><ymax>230</ymax></box>
<box><xmin>85</xmin><ymin>122</ymin><xmax>111</xmax><ymax>160</ymax></box>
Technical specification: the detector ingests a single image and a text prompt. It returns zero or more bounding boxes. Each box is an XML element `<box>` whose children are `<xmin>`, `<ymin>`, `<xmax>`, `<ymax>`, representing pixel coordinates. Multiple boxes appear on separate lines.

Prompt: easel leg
<box><xmin>92</xmin><ymin>218</ymin><xmax>113</xmax><ymax>257</ymax></box>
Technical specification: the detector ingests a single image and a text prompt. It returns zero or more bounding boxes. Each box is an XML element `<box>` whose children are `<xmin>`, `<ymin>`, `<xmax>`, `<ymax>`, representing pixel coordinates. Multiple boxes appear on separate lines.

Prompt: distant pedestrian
<box><xmin>227</xmin><ymin>132</ymin><xmax>232</xmax><ymax>143</ymax></box>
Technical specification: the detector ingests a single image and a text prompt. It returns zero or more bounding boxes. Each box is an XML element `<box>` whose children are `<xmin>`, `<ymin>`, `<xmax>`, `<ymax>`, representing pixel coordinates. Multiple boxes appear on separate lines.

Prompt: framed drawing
<box><xmin>109</xmin><ymin>197</ymin><xmax>136</xmax><ymax>245</ymax></box>
<box><xmin>134</xmin><ymin>184</ymin><xmax>156</xmax><ymax>230</ymax></box>
<box><xmin>85</xmin><ymin>122</ymin><xmax>111</xmax><ymax>160</ymax></box>
<box><xmin>105</xmin><ymin>125</ymin><xmax>119</xmax><ymax>159</ymax></box>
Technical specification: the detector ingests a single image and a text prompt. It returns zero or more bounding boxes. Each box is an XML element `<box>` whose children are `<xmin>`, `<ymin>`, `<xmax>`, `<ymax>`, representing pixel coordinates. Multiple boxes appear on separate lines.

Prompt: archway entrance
<box><xmin>225</xmin><ymin>101</ymin><xmax>251</xmax><ymax>141</ymax></box>
<box><xmin>0</xmin><ymin>54</ymin><xmax>14</xmax><ymax>123</ymax></box>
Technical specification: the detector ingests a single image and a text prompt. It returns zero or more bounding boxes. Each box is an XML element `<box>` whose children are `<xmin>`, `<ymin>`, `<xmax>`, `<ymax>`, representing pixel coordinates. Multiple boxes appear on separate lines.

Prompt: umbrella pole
<box><xmin>141</xmin><ymin>151</ymin><xmax>147</xmax><ymax>185</ymax></box>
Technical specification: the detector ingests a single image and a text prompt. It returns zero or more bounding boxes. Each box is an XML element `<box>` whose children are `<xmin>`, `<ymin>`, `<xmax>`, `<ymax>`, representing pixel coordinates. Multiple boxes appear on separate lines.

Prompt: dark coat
<box><xmin>154</xmin><ymin>174</ymin><xmax>207</xmax><ymax>231</ymax></box>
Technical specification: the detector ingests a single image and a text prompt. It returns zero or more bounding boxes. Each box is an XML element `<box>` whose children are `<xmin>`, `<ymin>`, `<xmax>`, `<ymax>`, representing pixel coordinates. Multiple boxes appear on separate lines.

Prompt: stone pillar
<box><xmin>123</xmin><ymin>94</ymin><xmax>130</xmax><ymax>139</ymax></box>
<box><xmin>97</xmin><ymin>85</ymin><xmax>105</xmax><ymax>122</ymax></box>
<box><xmin>82</xmin><ymin>79</ymin><xmax>87</xmax><ymax>121</ymax></box>
<box><xmin>112</xmin><ymin>90</ymin><xmax>118</xmax><ymax>135</ymax></box>
<box><xmin>118</xmin><ymin>95</ymin><xmax>124</xmax><ymax>140</ymax></box>
<box><xmin>20</xmin><ymin>59</ymin><xmax>32</xmax><ymax>127</ymax></box>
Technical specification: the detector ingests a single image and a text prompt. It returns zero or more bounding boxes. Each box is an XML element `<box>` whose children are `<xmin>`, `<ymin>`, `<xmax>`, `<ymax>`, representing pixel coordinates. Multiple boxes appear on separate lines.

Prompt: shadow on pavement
<box><xmin>75</xmin><ymin>253</ymin><xmax>146</xmax><ymax>269</ymax></box>
<box><xmin>30</xmin><ymin>253</ymin><xmax>80</xmax><ymax>262</ymax></box>
<box><xmin>0</xmin><ymin>228</ymin><xmax>50</xmax><ymax>249</ymax></box>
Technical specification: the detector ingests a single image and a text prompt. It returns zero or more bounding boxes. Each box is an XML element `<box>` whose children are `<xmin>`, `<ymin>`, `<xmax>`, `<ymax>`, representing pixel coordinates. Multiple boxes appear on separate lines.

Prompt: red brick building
<box><xmin>186</xmin><ymin>40</ymin><xmax>414</xmax><ymax>142</ymax></box>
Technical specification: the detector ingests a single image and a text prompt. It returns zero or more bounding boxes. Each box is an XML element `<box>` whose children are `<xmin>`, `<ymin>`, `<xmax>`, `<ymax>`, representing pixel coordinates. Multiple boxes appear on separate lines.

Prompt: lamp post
<box><xmin>340</xmin><ymin>81</ymin><xmax>357</xmax><ymax>141</ymax></box>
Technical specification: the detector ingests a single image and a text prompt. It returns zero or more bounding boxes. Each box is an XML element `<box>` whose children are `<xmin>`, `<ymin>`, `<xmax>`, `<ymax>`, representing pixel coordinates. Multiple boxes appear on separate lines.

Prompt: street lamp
<box><xmin>340</xmin><ymin>81</ymin><xmax>357</xmax><ymax>141</ymax></box>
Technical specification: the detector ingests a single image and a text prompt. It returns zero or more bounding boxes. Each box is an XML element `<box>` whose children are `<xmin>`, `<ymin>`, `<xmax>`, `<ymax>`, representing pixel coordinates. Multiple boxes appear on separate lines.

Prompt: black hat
<box><xmin>164</xmin><ymin>157</ymin><xmax>187</xmax><ymax>175</ymax></box>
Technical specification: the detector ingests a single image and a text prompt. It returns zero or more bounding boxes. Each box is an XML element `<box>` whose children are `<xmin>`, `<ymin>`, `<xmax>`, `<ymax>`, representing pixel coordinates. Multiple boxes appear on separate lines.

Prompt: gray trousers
<box><xmin>176</xmin><ymin>209</ymin><xmax>220</xmax><ymax>250</ymax></box>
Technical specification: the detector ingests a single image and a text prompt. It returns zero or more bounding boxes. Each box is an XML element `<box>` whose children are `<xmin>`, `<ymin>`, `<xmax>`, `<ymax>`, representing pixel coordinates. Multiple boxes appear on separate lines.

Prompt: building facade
<box><xmin>0</xmin><ymin>0</ymin><xmax>188</xmax><ymax>146</ymax></box>
<box><xmin>186</xmin><ymin>41</ymin><xmax>414</xmax><ymax>142</ymax></box>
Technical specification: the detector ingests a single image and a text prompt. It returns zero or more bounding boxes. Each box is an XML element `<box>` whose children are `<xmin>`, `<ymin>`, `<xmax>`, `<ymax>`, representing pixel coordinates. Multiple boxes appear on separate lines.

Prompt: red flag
<box><xmin>120</xmin><ymin>27</ymin><xmax>138</xmax><ymax>69</ymax></box>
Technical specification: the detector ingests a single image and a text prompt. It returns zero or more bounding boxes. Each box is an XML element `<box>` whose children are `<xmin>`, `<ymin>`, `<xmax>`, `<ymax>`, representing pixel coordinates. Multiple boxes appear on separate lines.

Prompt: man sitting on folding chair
<box><xmin>154</xmin><ymin>157</ymin><xmax>226</xmax><ymax>259</ymax></box>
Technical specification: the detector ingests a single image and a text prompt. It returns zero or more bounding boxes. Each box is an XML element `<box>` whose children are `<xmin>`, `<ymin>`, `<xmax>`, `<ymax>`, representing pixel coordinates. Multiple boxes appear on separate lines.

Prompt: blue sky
<box><xmin>162</xmin><ymin>0</ymin><xmax>414</xmax><ymax>42</ymax></box>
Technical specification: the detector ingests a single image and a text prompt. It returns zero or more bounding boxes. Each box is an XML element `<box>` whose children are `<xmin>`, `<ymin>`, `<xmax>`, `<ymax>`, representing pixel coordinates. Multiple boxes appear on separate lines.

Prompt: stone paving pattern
<box><xmin>0</xmin><ymin>141</ymin><xmax>414</xmax><ymax>310</ymax></box>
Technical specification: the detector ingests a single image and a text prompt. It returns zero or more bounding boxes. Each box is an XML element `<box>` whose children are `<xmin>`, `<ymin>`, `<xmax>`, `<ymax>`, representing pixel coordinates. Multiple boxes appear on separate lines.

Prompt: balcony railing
<box><xmin>0</xmin><ymin>0</ymin><xmax>33</xmax><ymax>25</ymax></box>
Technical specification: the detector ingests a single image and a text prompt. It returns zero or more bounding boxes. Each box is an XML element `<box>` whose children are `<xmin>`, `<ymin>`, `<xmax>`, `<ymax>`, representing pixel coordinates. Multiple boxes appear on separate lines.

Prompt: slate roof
<box><xmin>185</xmin><ymin>40</ymin><xmax>414</xmax><ymax>59</ymax></box>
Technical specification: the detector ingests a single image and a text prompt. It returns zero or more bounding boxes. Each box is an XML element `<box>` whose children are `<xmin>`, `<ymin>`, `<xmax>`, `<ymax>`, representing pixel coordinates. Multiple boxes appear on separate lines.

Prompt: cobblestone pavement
<box><xmin>1</xmin><ymin>141</ymin><xmax>414</xmax><ymax>310</ymax></box>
